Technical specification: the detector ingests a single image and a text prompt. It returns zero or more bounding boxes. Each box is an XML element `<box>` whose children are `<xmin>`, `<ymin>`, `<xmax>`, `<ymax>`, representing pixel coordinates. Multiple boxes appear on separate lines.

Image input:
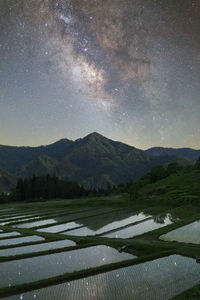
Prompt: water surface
<box><xmin>0</xmin><ymin>217</ymin><xmax>41</xmax><ymax>226</ymax></box>
<box><xmin>52</xmin><ymin>208</ymin><xmax>113</xmax><ymax>223</ymax></box>
<box><xmin>0</xmin><ymin>232</ymin><xmax>21</xmax><ymax>239</ymax></box>
<box><xmin>64</xmin><ymin>213</ymin><xmax>149</xmax><ymax>236</ymax></box>
<box><xmin>0</xmin><ymin>235</ymin><xmax>44</xmax><ymax>247</ymax></box>
<box><xmin>0</xmin><ymin>246</ymin><xmax>134</xmax><ymax>288</ymax></box>
<box><xmin>0</xmin><ymin>214</ymin><xmax>36</xmax><ymax>221</ymax></box>
<box><xmin>14</xmin><ymin>219</ymin><xmax>57</xmax><ymax>229</ymax></box>
<box><xmin>103</xmin><ymin>215</ymin><xmax>172</xmax><ymax>238</ymax></box>
<box><xmin>0</xmin><ymin>240</ymin><xmax>76</xmax><ymax>257</ymax></box>
<box><xmin>160</xmin><ymin>220</ymin><xmax>200</xmax><ymax>244</ymax></box>
<box><xmin>4</xmin><ymin>255</ymin><xmax>200</xmax><ymax>300</ymax></box>
<box><xmin>37</xmin><ymin>222</ymin><xmax>81</xmax><ymax>233</ymax></box>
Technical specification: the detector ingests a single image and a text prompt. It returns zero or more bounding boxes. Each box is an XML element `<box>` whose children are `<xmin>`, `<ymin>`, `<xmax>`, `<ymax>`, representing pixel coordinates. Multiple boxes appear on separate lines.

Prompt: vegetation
<box><xmin>125</xmin><ymin>159</ymin><xmax>200</xmax><ymax>206</ymax></box>
<box><xmin>0</xmin><ymin>133</ymin><xmax>191</xmax><ymax>191</ymax></box>
<box><xmin>0</xmin><ymin>175</ymin><xmax>89</xmax><ymax>203</ymax></box>
<box><xmin>1</xmin><ymin>156</ymin><xmax>200</xmax><ymax>206</ymax></box>
<box><xmin>0</xmin><ymin>168</ymin><xmax>16</xmax><ymax>192</ymax></box>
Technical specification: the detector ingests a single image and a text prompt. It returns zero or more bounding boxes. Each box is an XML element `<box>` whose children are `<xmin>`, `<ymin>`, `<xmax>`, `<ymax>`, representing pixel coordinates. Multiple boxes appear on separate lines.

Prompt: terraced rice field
<box><xmin>0</xmin><ymin>236</ymin><xmax>45</xmax><ymax>247</ymax></box>
<box><xmin>0</xmin><ymin>240</ymin><xmax>76</xmax><ymax>257</ymax></box>
<box><xmin>61</xmin><ymin>212</ymin><xmax>151</xmax><ymax>236</ymax></box>
<box><xmin>0</xmin><ymin>246</ymin><xmax>134</xmax><ymax>288</ymax></box>
<box><xmin>14</xmin><ymin>219</ymin><xmax>57</xmax><ymax>229</ymax></box>
<box><xmin>37</xmin><ymin>222</ymin><xmax>83</xmax><ymax>233</ymax></box>
<box><xmin>102</xmin><ymin>214</ymin><xmax>172</xmax><ymax>238</ymax></box>
<box><xmin>3</xmin><ymin>255</ymin><xmax>200</xmax><ymax>300</ymax></box>
<box><xmin>0</xmin><ymin>232</ymin><xmax>21</xmax><ymax>238</ymax></box>
<box><xmin>160</xmin><ymin>220</ymin><xmax>200</xmax><ymax>244</ymax></box>
<box><xmin>0</xmin><ymin>200</ymin><xmax>200</xmax><ymax>299</ymax></box>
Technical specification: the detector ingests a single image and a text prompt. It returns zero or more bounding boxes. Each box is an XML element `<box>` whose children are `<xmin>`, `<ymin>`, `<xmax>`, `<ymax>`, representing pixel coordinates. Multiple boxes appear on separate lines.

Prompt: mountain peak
<box><xmin>86</xmin><ymin>132</ymin><xmax>105</xmax><ymax>139</ymax></box>
<box><xmin>75</xmin><ymin>132</ymin><xmax>107</xmax><ymax>143</ymax></box>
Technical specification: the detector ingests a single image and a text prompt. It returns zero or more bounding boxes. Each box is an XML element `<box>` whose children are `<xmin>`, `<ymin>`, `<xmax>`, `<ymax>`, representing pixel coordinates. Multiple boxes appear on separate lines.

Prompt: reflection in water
<box><xmin>0</xmin><ymin>240</ymin><xmax>76</xmax><ymax>257</ymax></box>
<box><xmin>74</xmin><ymin>209</ymin><xmax>144</xmax><ymax>231</ymax></box>
<box><xmin>14</xmin><ymin>208</ymin><xmax>118</xmax><ymax>231</ymax></box>
<box><xmin>0</xmin><ymin>232</ymin><xmax>21</xmax><ymax>239</ymax></box>
<box><xmin>5</xmin><ymin>255</ymin><xmax>200</xmax><ymax>300</ymax></box>
<box><xmin>0</xmin><ymin>235</ymin><xmax>44</xmax><ymax>247</ymax></box>
<box><xmin>0</xmin><ymin>214</ymin><xmax>37</xmax><ymax>222</ymax></box>
<box><xmin>160</xmin><ymin>220</ymin><xmax>200</xmax><ymax>244</ymax></box>
<box><xmin>13</xmin><ymin>219</ymin><xmax>57</xmax><ymax>229</ymax></box>
<box><xmin>63</xmin><ymin>213</ymin><xmax>149</xmax><ymax>236</ymax></box>
<box><xmin>0</xmin><ymin>217</ymin><xmax>41</xmax><ymax>226</ymax></box>
<box><xmin>37</xmin><ymin>222</ymin><xmax>82</xmax><ymax>233</ymax></box>
<box><xmin>0</xmin><ymin>246</ymin><xmax>134</xmax><ymax>288</ymax></box>
<box><xmin>53</xmin><ymin>208</ymin><xmax>114</xmax><ymax>225</ymax></box>
<box><xmin>103</xmin><ymin>215</ymin><xmax>172</xmax><ymax>239</ymax></box>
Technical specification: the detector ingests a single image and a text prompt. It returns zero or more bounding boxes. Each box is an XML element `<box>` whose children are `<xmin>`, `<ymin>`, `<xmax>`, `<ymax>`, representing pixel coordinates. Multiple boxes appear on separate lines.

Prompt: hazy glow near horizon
<box><xmin>1</xmin><ymin>1</ymin><xmax>200</xmax><ymax>149</ymax></box>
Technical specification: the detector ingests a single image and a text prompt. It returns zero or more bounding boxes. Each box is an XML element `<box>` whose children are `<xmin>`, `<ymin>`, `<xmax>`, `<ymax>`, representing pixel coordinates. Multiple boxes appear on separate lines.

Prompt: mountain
<box><xmin>0</xmin><ymin>133</ymin><xmax>194</xmax><ymax>191</ymax></box>
<box><xmin>146</xmin><ymin>147</ymin><xmax>200</xmax><ymax>161</ymax></box>
<box><xmin>0</xmin><ymin>138</ymin><xmax>73</xmax><ymax>174</ymax></box>
<box><xmin>0</xmin><ymin>168</ymin><xmax>17</xmax><ymax>193</ymax></box>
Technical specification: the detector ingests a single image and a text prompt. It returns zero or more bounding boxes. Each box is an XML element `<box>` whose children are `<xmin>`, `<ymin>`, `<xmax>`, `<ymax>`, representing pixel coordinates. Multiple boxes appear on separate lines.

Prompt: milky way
<box><xmin>0</xmin><ymin>1</ymin><xmax>200</xmax><ymax>148</ymax></box>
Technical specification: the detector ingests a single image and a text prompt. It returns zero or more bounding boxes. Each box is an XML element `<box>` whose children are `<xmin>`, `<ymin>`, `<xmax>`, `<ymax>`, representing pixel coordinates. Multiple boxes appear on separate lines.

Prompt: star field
<box><xmin>0</xmin><ymin>0</ymin><xmax>200</xmax><ymax>149</ymax></box>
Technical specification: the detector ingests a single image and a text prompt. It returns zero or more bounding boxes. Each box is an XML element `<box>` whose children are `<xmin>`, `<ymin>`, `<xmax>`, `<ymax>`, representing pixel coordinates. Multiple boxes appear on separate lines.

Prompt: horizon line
<box><xmin>0</xmin><ymin>132</ymin><xmax>199</xmax><ymax>151</ymax></box>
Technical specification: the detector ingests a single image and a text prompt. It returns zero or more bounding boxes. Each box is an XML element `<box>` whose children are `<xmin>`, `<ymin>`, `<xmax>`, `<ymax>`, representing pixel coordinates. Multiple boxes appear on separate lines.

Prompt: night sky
<box><xmin>1</xmin><ymin>0</ymin><xmax>200</xmax><ymax>149</ymax></box>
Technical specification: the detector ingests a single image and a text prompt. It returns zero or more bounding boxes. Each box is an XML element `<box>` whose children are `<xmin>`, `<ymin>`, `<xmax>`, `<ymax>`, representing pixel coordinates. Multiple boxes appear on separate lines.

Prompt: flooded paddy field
<box><xmin>102</xmin><ymin>214</ymin><xmax>173</xmax><ymax>239</ymax></box>
<box><xmin>37</xmin><ymin>222</ymin><xmax>83</xmax><ymax>233</ymax></box>
<box><xmin>13</xmin><ymin>219</ymin><xmax>57</xmax><ymax>229</ymax></box>
<box><xmin>0</xmin><ymin>246</ymin><xmax>134</xmax><ymax>288</ymax></box>
<box><xmin>63</xmin><ymin>213</ymin><xmax>173</xmax><ymax>238</ymax></box>
<box><xmin>2</xmin><ymin>255</ymin><xmax>200</xmax><ymax>300</ymax></box>
<box><xmin>0</xmin><ymin>240</ymin><xmax>76</xmax><ymax>257</ymax></box>
<box><xmin>38</xmin><ymin>209</ymin><xmax>149</xmax><ymax>234</ymax></box>
<box><xmin>0</xmin><ymin>214</ymin><xmax>37</xmax><ymax>221</ymax></box>
<box><xmin>0</xmin><ymin>217</ymin><xmax>42</xmax><ymax>226</ymax></box>
<box><xmin>62</xmin><ymin>212</ymin><xmax>151</xmax><ymax>236</ymax></box>
<box><xmin>0</xmin><ymin>232</ymin><xmax>21</xmax><ymax>239</ymax></box>
<box><xmin>12</xmin><ymin>207</ymin><xmax>119</xmax><ymax>230</ymax></box>
<box><xmin>160</xmin><ymin>220</ymin><xmax>200</xmax><ymax>244</ymax></box>
<box><xmin>1</xmin><ymin>200</ymin><xmax>200</xmax><ymax>300</ymax></box>
<box><xmin>0</xmin><ymin>236</ymin><xmax>45</xmax><ymax>247</ymax></box>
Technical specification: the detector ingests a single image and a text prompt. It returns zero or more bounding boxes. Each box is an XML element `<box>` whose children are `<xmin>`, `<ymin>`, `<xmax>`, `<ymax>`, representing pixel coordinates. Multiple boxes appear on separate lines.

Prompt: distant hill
<box><xmin>128</xmin><ymin>168</ymin><xmax>200</xmax><ymax>206</ymax></box>
<box><xmin>0</xmin><ymin>133</ymin><xmax>194</xmax><ymax>191</ymax></box>
<box><xmin>0</xmin><ymin>168</ymin><xmax>17</xmax><ymax>193</ymax></box>
<box><xmin>146</xmin><ymin>147</ymin><xmax>200</xmax><ymax>161</ymax></box>
<box><xmin>0</xmin><ymin>138</ymin><xmax>73</xmax><ymax>174</ymax></box>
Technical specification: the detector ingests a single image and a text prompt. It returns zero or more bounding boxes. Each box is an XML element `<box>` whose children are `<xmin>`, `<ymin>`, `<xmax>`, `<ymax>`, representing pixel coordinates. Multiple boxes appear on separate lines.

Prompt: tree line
<box><xmin>0</xmin><ymin>174</ymin><xmax>116</xmax><ymax>203</ymax></box>
<box><xmin>0</xmin><ymin>157</ymin><xmax>200</xmax><ymax>204</ymax></box>
<box><xmin>0</xmin><ymin>175</ymin><xmax>89</xmax><ymax>203</ymax></box>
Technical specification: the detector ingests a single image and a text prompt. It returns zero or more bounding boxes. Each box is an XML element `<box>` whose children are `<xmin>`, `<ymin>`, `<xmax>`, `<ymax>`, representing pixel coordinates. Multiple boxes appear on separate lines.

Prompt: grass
<box><xmin>135</xmin><ymin>169</ymin><xmax>200</xmax><ymax>206</ymax></box>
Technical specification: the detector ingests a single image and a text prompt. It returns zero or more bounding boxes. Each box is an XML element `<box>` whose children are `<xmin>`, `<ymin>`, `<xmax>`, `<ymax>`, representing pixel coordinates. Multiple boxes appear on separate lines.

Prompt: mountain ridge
<box><xmin>146</xmin><ymin>147</ymin><xmax>200</xmax><ymax>161</ymax></box>
<box><xmin>1</xmin><ymin>133</ymin><xmax>199</xmax><ymax>153</ymax></box>
<box><xmin>0</xmin><ymin>133</ymin><xmax>198</xmax><ymax>192</ymax></box>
